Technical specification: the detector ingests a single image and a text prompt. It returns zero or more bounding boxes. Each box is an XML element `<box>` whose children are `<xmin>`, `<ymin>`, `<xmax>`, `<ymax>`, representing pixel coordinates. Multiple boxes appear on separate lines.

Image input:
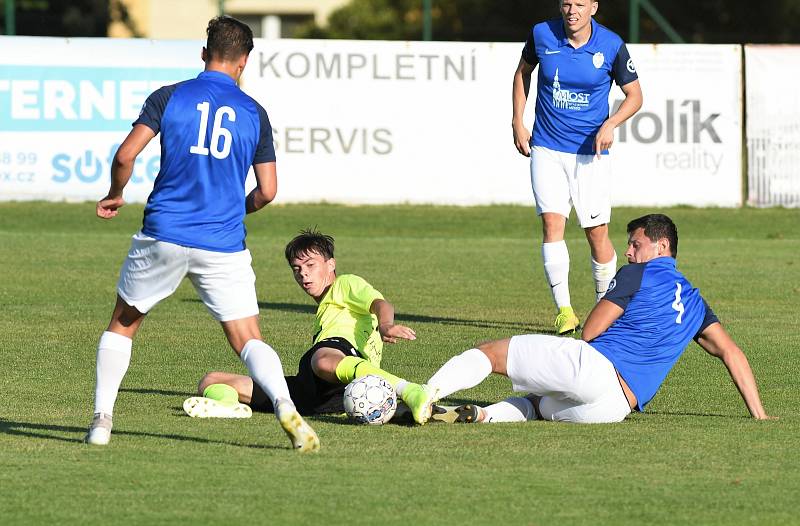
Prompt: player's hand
<box><xmin>378</xmin><ymin>323</ymin><xmax>416</xmax><ymax>344</ymax></box>
<box><xmin>593</xmin><ymin>120</ymin><xmax>616</xmax><ymax>159</ymax></box>
<box><xmin>97</xmin><ymin>195</ymin><xmax>125</xmax><ymax>219</ymax></box>
<box><xmin>512</xmin><ymin>122</ymin><xmax>531</xmax><ymax>157</ymax></box>
<box><xmin>755</xmin><ymin>414</ymin><xmax>779</xmax><ymax>421</ymax></box>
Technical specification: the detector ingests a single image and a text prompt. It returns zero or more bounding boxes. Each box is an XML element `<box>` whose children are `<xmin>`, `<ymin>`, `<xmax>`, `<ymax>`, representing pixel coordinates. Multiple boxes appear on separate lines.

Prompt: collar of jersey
<box><xmin>556</xmin><ymin>18</ymin><xmax>599</xmax><ymax>53</ymax></box>
<box><xmin>197</xmin><ymin>70</ymin><xmax>237</xmax><ymax>84</ymax></box>
<box><xmin>649</xmin><ymin>256</ymin><xmax>677</xmax><ymax>268</ymax></box>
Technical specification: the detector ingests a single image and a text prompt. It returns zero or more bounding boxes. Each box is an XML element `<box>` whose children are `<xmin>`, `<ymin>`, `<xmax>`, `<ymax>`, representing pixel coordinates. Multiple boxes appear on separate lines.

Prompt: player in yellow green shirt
<box><xmin>184</xmin><ymin>229</ymin><xmax>437</xmax><ymax>424</ymax></box>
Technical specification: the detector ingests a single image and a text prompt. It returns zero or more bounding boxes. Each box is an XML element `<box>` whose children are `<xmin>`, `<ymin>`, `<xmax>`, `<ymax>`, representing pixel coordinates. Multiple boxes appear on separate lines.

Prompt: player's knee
<box><xmin>476</xmin><ymin>339</ymin><xmax>510</xmax><ymax>375</ymax></box>
<box><xmin>585</xmin><ymin>224</ymin><xmax>609</xmax><ymax>242</ymax></box>
<box><xmin>197</xmin><ymin>372</ymin><xmax>225</xmax><ymax>395</ymax></box>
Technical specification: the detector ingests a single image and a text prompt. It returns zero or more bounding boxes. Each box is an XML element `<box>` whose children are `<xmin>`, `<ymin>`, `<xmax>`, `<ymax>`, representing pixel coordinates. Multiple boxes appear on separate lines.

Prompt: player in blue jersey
<box><xmin>512</xmin><ymin>1</ymin><xmax>643</xmax><ymax>334</ymax></box>
<box><xmin>85</xmin><ymin>16</ymin><xmax>320</xmax><ymax>452</ymax></box>
<box><xmin>424</xmin><ymin>214</ymin><xmax>772</xmax><ymax>424</ymax></box>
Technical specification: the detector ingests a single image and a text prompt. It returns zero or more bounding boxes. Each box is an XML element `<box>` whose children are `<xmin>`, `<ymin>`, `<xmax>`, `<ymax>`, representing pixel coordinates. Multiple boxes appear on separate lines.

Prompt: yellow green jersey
<box><xmin>313</xmin><ymin>274</ymin><xmax>385</xmax><ymax>366</ymax></box>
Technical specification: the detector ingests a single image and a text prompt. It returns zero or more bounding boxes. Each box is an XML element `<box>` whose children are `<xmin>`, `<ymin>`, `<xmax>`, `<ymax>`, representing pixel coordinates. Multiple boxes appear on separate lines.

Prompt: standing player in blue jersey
<box><xmin>512</xmin><ymin>1</ymin><xmax>643</xmax><ymax>334</ymax></box>
<box><xmin>85</xmin><ymin>16</ymin><xmax>320</xmax><ymax>452</ymax></box>
<box><xmin>424</xmin><ymin>214</ymin><xmax>772</xmax><ymax>424</ymax></box>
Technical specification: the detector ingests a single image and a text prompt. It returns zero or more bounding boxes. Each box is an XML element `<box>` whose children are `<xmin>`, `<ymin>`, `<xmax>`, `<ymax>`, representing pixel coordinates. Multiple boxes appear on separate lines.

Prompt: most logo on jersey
<box><xmin>551</xmin><ymin>68</ymin><xmax>590</xmax><ymax>111</ymax></box>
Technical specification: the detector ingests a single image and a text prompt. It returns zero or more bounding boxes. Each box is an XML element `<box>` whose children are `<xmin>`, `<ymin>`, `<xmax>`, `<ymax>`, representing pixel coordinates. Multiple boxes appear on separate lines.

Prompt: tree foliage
<box><xmin>296</xmin><ymin>0</ymin><xmax>800</xmax><ymax>43</ymax></box>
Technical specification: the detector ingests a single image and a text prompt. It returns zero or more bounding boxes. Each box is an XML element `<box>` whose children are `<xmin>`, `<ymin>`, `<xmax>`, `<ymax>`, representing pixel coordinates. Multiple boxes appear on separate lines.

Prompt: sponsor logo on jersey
<box><xmin>627</xmin><ymin>58</ymin><xmax>636</xmax><ymax>74</ymax></box>
<box><xmin>551</xmin><ymin>68</ymin><xmax>590</xmax><ymax>110</ymax></box>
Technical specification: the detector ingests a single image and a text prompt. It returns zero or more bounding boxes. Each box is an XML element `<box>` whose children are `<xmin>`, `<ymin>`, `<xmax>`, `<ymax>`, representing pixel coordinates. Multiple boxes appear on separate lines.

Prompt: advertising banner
<box><xmin>0</xmin><ymin>36</ymin><xmax>198</xmax><ymax>203</ymax></box>
<box><xmin>1</xmin><ymin>37</ymin><xmax>742</xmax><ymax>207</ymax></box>
<box><xmin>744</xmin><ymin>45</ymin><xmax>800</xmax><ymax>207</ymax></box>
<box><xmin>609</xmin><ymin>44</ymin><xmax>742</xmax><ymax>207</ymax></box>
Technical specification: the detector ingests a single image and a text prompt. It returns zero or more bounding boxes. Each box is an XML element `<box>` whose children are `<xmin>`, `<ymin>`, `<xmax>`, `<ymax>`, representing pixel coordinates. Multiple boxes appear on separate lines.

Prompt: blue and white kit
<box><xmin>522</xmin><ymin>17</ymin><xmax>638</xmax><ymax>155</ymax></box>
<box><xmin>590</xmin><ymin>257</ymin><xmax>719</xmax><ymax>410</ymax></box>
<box><xmin>134</xmin><ymin>70</ymin><xmax>276</xmax><ymax>252</ymax></box>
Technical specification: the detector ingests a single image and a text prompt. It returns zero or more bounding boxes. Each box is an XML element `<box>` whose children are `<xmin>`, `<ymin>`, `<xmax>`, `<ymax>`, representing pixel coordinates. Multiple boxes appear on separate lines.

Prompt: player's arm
<box><xmin>369</xmin><ymin>299</ymin><xmax>416</xmax><ymax>344</ymax></box>
<box><xmin>594</xmin><ymin>42</ymin><xmax>643</xmax><ymax>158</ymax></box>
<box><xmin>245</xmin><ymin>161</ymin><xmax>277</xmax><ymax>214</ymax></box>
<box><xmin>695</xmin><ymin>322</ymin><xmax>774</xmax><ymax>420</ymax></box>
<box><xmin>512</xmin><ymin>56</ymin><xmax>536</xmax><ymax>157</ymax></box>
<box><xmin>593</xmin><ymin>79</ymin><xmax>642</xmax><ymax>158</ymax></box>
<box><xmin>97</xmin><ymin>124</ymin><xmax>155</xmax><ymax>219</ymax></box>
<box><xmin>581</xmin><ymin>299</ymin><xmax>624</xmax><ymax>342</ymax></box>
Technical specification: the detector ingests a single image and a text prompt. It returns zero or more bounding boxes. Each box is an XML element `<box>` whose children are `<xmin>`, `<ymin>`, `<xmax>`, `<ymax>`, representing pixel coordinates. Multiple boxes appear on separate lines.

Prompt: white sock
<box><xmin>240</xmin><ymin>339</ymin><xmax>291</xmax><ymax>407</ymax></box>
<box><xmin>93</xmin><ymin>331</ymin><xmax>132</xmax><ymax>416</ymax></box>
<box><xmin>542</xmin><ymin>241</ymin><xmax>571</xmax><ymax>309</ymax></box>
<box><xmin>482</xmin><ymin>397</ymin><xmax>536</xmax><ymax>423</ymax></box>
<box><xmin>427</xmin><ymin>348</ymin><xmax>492</xmax><ymax>399</ymax></box>
<box><xmin>592</xmin><ymin>253</ymin><xmax>618</xmax><ymax>302</ymax></box>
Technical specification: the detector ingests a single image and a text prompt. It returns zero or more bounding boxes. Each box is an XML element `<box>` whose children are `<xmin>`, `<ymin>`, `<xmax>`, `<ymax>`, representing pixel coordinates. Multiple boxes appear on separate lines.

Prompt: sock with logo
<box><xmin>482</xmin><ymin>397</ymin><xmax>537</xmax><ymax>423</ymax></box>
<box><xmin>542</xmin><ymin>240</ymin><xmax>571</xmax><ymax>309</ymax></box>
<box><xmin>592</xmin><ymin>253</ymin><xmax>618</xmax><ymax>302</ymax></box>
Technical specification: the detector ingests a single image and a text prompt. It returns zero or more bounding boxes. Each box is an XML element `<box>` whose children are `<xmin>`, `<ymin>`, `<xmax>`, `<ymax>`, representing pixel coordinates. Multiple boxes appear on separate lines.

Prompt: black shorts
<box><xmin>249</xmin><ymin>337</ymin><xmax>364</xmax><ymax>415</ymax></box>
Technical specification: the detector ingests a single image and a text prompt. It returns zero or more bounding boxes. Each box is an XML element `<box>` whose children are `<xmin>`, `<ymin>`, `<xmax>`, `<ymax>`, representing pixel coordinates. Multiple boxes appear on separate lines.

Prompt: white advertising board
<box><xmin>744</xmin><ymin>45</ymin><xmax>800</xmax><ymax>208</ymax></box>
<box><xmin>0</xmin><ymin>36</ymin><xmax>199</xmax><ymax>204</ymax></box>
<box><xmin>609</xmin><ymin>44</ymin><xmax>742</xmax><ymax>207</ymax></box>
<box><xmin>0</xmin><ymin>37</ymin><xmax>742</xmax><ymax>207</ymax></box>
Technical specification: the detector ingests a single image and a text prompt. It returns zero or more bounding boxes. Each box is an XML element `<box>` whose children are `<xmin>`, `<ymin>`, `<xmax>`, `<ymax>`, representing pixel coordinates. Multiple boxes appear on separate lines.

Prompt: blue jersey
<box><xmin>134</xmin><ymin>70</ymin><xmax>276</xmax><ymax>252</ymax></box>
<box><xmin>522</xmin><ymin>18</ymin><xmax>638</xmax><ymax>155</ymax></box>
<box><xmin>590</xmin><ymin>257</ymin><xmax>719</xmax><ymax>410</ymax></box>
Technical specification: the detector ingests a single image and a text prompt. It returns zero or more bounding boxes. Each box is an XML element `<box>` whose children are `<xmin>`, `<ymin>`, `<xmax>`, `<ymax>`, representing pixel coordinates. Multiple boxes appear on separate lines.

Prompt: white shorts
<box><xmin>117</xmin><ymin>231</ymin><xmax>259</xmax><ymax>322</ymax></box>
<box><xmin>506</xmin><ymin>334</ymin><xmax>631</xmax><ymax>423</ymax></box>
<box><xmin>530</xmin><ymin>145</ymin><xmax>612</xmax><ymax>228</ymax></box>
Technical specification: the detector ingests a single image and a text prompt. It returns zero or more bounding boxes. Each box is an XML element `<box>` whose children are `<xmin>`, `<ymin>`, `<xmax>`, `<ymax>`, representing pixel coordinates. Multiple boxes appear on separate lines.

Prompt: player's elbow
<box><xmin>256</xmin><ymin>185</ymin><xmax>277</xmax><ymax>205</ymax></box>
<box><xmin>113</xmin><ymin>145</ymin><xmax>138</xmax><ymax>170</ymax></box>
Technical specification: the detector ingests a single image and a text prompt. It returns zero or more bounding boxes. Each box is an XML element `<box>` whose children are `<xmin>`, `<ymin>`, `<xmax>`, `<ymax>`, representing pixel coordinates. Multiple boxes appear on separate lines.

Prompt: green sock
<box><xmin>335</xmin><ymin>356</ymin><xmax>403</xmax><ymax>389</ymax></box>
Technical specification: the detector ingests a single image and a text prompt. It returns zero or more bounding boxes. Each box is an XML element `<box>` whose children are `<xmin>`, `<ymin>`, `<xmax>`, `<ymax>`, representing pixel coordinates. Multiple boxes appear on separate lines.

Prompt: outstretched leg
<box><xmin>221</xmin><ymin>317</ymin><xmax>319</xmax><ymax>453</ymax></box>
<box><xmin>85</xmin><ymin>296</ymin><xmax>145</xmax><ymax>445</ymax></box>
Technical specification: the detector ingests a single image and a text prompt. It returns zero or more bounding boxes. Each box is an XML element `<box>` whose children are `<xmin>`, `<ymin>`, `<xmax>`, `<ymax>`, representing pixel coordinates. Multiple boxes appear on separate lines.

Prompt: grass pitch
<box><xmin>0</xmin><ymin>203</ymin><xmax>798</xmax><ymax>525</ymax></box>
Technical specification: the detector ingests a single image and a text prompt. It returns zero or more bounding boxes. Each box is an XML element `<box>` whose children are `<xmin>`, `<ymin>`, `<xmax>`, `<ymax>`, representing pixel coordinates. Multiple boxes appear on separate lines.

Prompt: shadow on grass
<box><xmin>645</xmin><ymin>410</ymin><xmax>749</xmax><ymax>419</ymax></box>
<box><xmin>0</xmin><ymin>418</ymin><xmax>285</xmax><ymax>449</ymax></box>
<box><xmin>183</xmin><ymin>298</ymin><xmax>546</xmax><ymax>333</ymax></box>
<box><xmin>120</xmin><ymin>387</ymin><xmax>188</xmax><ymax>397</ymax></box>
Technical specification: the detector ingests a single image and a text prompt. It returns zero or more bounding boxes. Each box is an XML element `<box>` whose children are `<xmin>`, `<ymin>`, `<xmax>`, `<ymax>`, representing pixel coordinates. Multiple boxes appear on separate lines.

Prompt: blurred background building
<box><xmin>2</xmin><ymin>1</ymin><xmax>799</xmax><ymax>43</ymax></box>
<box><xmin>108</xmin><ymin>0</ymin><xmax>348</xmax><ymax>39</ymax></box>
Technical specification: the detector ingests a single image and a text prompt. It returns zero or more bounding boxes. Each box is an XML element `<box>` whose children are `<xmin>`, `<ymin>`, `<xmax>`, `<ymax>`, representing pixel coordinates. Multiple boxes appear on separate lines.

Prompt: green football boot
<box><xmin>554</xmin><ymin>306</ymin><xmax>580</xmax><ymax>335</ymax></box>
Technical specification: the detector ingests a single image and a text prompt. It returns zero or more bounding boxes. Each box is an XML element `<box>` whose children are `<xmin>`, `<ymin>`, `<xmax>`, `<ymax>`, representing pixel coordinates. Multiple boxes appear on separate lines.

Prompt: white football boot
<box><xmin>183</xmin><ymin>397</ymin><xmax>253</xmax><ymax>418</ymax></box>
<box><xmin>84</xmin><ymin>412</ymin><xmax>113</xmax><ymax>445</ymax></box>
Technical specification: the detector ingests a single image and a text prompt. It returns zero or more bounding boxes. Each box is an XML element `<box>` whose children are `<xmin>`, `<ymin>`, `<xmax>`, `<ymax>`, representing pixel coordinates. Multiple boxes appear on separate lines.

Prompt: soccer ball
<box><xmin>343</xmin><ymin>375</ymin><xmax>397</xmax><ymax>425</ymax></box>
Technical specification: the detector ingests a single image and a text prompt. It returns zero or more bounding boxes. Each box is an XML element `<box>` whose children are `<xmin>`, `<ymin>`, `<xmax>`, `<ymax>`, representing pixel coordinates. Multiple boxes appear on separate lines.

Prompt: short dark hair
<box><xmin>285</xmin><ymin>229</ymin><xmax>335</xmax><ymax>263</ymax></box>
<box><xmin>205</xmin><ymin>16</ymin><xmax>254</xmax><ymax>62</ymax></box>
<box><xmin>626</xmin><ymin>214</ymin><xmax>678</xmax><ymax>257</ymax></box>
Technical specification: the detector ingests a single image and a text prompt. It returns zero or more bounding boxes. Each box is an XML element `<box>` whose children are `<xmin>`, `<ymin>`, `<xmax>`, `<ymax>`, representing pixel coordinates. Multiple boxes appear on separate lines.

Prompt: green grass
<box><xmin>1</xmin><ymin>202</ymin><xmax>798</xmax><ymax>525</ymax></box>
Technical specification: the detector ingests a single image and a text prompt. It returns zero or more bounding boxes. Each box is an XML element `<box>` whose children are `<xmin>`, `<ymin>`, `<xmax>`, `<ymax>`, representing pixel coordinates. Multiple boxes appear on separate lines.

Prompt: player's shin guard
<box><xmin>542</xmin><ymin>241</ymin><xmax>571</xmax><ymax>309</ymax></box>
<box><xmin>592</xmin><ymin>253</ymin><xmax>617</xmax><ymax>302</ymax></box>
<box><xmin>427</xmin><ymin>348</ymin><xmax>492</xmax><ymax>400</ymax></box>
<box><xmin>93</xmin><ymin>331</ymin><xmax>132</xmax><ymax>415</ymax></box>
<box><xmin>335</xmin><ymin>356</ymin><xmax>403</xmax><ymax>388</ymax></box>
<box><xmin>240</xmin><ymin>339</ymin><xmax>291</xmax><ymax>407</ymax></box>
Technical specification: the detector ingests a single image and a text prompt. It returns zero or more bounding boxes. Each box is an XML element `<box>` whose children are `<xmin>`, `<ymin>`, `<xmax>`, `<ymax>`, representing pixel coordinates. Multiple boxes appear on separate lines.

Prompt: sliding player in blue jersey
<box><xmin>85</xmin><ymin>16</ymin><xmax>319</xmax><ymax>452</ymax></box>
<box><xmin>512</xmin><ymin>1</ymin><xmax>643</xmax><ymax>334</ymax></box>
<box><xmin>425</xmin><ymin>214</ymin><xmax>772</xmax><ymax>424</ymax></box>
